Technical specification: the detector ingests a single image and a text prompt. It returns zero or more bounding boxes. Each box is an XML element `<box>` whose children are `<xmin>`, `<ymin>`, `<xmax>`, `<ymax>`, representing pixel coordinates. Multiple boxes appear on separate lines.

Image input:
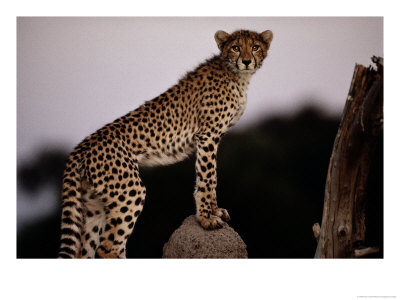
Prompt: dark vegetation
<box><xmin>17</xmin><ymin>107</ymin><xmax>383</xmax><ymax>258</ymax></box>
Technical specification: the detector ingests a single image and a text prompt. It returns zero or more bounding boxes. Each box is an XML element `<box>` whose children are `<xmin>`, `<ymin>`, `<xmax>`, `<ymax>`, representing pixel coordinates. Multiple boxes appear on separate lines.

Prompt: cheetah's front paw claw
<box><xmin>213</xmin><ymin>207</ymin><xmax>230</xmax><ymax>222</ymax></box>
<box><xmin>198</xmin><ymin>215</ymin><xmax>225</xmax><ymax>230</ymax></box>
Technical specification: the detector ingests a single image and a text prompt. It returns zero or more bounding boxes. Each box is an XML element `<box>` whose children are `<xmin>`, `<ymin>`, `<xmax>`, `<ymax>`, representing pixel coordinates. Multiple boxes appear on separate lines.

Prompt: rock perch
<box><xmin>162</xmin><ymin>215</ymin><xmax>248</xmax><ymax>258</ymax></box>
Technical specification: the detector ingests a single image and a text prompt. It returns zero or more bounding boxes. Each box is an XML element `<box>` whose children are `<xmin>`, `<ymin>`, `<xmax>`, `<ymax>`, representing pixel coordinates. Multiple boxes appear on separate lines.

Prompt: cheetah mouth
<box><xmin>238</xmin><ymin>65</ymin><xmax>256</xmax><ymax>72</ymax></box>
<box><xmin>228</xmin><ymin>61</ymin><xmax>256</xmax><ymax>74</ymax></box>
<box><xmin>236</xmin><ymin>62</ymin><xmax>257</xmax><ymax>72</ymax></box>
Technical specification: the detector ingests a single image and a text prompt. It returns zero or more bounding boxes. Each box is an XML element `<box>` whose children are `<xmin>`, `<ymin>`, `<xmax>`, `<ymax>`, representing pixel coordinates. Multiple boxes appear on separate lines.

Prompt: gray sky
<box><xmin>17</xmin><ymin>17</ymin><xmax>383</xmax><ymax>162</ymax></box>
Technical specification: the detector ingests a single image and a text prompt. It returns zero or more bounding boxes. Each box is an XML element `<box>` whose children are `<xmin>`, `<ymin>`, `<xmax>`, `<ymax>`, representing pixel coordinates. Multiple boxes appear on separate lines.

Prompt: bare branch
<box><xmin>354</xmin><ymin>247</ymin><xmax>380</xmax><ymax>258</ymax></box>
<box><xmin>312</xmin><ymin>223</ymin><xmax>321</xmax><ymax>241</ymax></box>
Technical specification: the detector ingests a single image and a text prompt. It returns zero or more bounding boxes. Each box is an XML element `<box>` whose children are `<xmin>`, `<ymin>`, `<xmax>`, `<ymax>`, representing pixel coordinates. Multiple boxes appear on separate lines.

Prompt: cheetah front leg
<box><xmin>194</xmin><ymin>134</ymin><xmax>230</xmax><ymax>229</ymax></box>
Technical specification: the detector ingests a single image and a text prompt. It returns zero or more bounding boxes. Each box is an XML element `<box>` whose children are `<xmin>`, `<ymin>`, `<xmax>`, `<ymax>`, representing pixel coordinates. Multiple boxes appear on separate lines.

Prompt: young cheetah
<box><xmin>58</xmin><ymin>29</ymin><xmax>273</xmax><ymax>258</ymax></box>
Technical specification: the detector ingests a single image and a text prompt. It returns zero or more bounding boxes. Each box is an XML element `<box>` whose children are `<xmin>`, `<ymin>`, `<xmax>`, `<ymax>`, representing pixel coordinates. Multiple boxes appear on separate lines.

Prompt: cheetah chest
<box><xmin>229</xmin><ymin>87</ymin><xmax>248</xmax><ymax>127</ymax></box>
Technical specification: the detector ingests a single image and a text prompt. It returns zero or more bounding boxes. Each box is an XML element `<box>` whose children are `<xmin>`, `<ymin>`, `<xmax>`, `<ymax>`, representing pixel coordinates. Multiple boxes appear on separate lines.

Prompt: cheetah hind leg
<box><xmin>79</xmin><ymin>183</ymin><xmax>106</xmax><ymax>258</ymax></box>
<box><xmin>96</xmin><ymin>164</ymin><xmax>146</xmax><ymax>258</ymax></box>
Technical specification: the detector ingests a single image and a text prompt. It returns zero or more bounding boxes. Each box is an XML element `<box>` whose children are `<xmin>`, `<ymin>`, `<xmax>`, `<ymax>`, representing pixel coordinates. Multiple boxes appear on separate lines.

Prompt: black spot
<box><xmin>118</xmin><ymin>195</ymin><xmax>125</xmax><ymax>202</ymax></box>
<box><xmin>108</xmin><ymin>201</ymin><xmax>117</xmax><ymax>209</ymax></box>
<box><xmin>90</xmin><ymin>240</ymin><xmax>97</xmax><ymax>249</ymax></box>
<box><xmin>129</xmin><ymin>190</ymin><xmax>136</xmax><ymax>197</ymax></box>
<box><xmin>108</xmin><ymin>234</ymin><xmax>115</xmax><ymax>241</ymax></box>
<box><xmin>59</xmin><ymin>247</ymin><xmax>75</xmax><ymax>256</ymax></box>
<box><xmin>124</xmin><ymin>215</ymin><xmax>132</xmax><ymax>222</ymax></box>
<box><xmin>62</xmin><ymin>201</ymin><xmax>76</xmax><ymax>208</ymax></box>
<box><xmin>60</xmin><ymin>238</ymin><xmax>75</xmax><ymax>246</ymax></box>
<box><xmin>61</xmin><ymin>228</ymin><xmax>75</xmax><ymax>236</ymax></box>
<box><xmin>68</xmin><ymin>190</ymin><xmax>76</xmax><ymax>197</ymax></box>
<box><xmin>62</xmin><ymin>217</ymin><xmax>74</xmax><ymax>225</ymax></box>
<box><xmin>120</xmin><ymin>206</ymin><xmax>128</xmax><ymax>213</ymax></box>
<box><xmin>117</xmin><ymin>229</ymin><xmax>125</xmax><ymax>236</ymax></box>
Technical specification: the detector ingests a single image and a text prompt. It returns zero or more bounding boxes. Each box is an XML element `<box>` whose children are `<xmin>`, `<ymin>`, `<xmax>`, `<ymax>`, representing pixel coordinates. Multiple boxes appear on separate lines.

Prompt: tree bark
<box><xmin>314</xmin><ymin>56</ymin><xmax>383</xmax><ymax>258</ymax></box>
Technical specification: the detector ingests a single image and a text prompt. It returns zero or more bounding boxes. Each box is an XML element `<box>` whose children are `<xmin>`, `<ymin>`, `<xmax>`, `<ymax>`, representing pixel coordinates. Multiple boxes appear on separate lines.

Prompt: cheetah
<box><xmin>58</xmin><ymin>29</ymin><xmax>273</xmax><ymax>258</ymax></box>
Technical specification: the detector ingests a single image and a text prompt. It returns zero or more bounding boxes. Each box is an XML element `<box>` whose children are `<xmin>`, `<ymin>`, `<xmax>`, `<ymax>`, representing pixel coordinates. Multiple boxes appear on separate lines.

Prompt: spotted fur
<box><xmin>58</xmin><ymin>29</ymin><xmax>273</xmax><ymax>258</ymax></box>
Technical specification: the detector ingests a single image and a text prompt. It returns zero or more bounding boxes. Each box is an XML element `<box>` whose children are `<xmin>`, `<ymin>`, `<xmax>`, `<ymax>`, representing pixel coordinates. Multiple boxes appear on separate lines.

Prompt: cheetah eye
<box><xmin>252</xmin><ymin>45</ymin><xmax>260</xmax><ymax>51</ymax></box>
<box><xmin>232</xmin><ymin>45</ymin><xmax>240</xmax><ymax>52</ymax></box>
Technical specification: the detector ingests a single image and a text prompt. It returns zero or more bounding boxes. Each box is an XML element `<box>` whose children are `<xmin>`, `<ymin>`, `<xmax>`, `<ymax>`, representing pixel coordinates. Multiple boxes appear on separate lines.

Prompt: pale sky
<box><xmin>17</xmin><ymin>17</ymin><xmax>383</xmax><ymax>162</ymax></box>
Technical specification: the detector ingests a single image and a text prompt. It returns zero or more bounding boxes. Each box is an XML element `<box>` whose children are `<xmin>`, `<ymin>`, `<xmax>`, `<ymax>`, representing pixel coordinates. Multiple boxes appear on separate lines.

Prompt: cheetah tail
<box><xmin>58</xmin><ymin>177</ymin><xmax>84</xmax><ymax>258</ymax></box>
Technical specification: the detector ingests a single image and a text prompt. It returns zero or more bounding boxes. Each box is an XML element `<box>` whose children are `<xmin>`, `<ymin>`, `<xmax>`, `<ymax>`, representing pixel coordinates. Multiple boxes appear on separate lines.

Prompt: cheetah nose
<box><xmin>242</xmin><ymin>60</ymin><xmax>251</xmax><ymax>66</ymax></box>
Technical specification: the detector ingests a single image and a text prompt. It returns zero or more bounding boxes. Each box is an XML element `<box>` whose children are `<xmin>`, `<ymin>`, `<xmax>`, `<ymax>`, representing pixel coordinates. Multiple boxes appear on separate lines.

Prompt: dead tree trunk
<box><xmin>313</xmin><ymin>56</ymin><xmax>383</xmax><ymax>258</ymax></box>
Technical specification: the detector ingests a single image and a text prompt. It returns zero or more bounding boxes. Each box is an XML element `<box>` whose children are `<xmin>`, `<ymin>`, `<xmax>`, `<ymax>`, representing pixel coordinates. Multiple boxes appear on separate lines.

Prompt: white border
<box><xmin>3</xmin><ymin>1</ymin><xmax>399</xmax><ymax>299</ymax></box>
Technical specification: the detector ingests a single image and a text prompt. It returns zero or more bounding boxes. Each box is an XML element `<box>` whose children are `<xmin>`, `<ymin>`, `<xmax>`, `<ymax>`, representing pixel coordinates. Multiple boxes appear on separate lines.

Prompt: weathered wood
<box><xmin>314</xmin><ymin>57</ymin><xmax>383</xmax><ymax>258</ymax></box>
<box><xmin>354</xmin><ymin>246</ymin><xmax>380</xmax><ymax>258</ymax></box>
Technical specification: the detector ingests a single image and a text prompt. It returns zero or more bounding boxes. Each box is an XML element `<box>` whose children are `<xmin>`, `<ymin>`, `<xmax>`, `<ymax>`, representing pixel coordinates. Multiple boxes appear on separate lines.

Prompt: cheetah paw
<box><xmin>198</xmin><ymin>214</ymin><xmax>225</xmax><ymax>230</ymax></box>
<box><xmin>213</xmin><ymin>207</ymin><xmax>230</xmax><ymax>222</ymax></box>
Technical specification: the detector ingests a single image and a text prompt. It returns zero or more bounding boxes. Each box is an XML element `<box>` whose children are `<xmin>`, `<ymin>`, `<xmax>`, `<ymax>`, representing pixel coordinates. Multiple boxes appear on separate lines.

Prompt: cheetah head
<box><xmin>215</xmin><ymin>29</ymin><xmax>273</xmax><ymax>74</ymax></box>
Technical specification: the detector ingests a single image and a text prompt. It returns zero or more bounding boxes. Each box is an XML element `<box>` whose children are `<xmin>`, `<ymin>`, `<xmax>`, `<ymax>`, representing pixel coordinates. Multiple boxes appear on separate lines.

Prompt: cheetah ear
<box><xmin>260</xmin><ymin>30</ymin><xmax>273</xmax><ymax>47</ymax></box>
<box><xmin>214</xmin><ymin>30</ymin><xmax>230</xmax><ymax>51</ymax></box>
